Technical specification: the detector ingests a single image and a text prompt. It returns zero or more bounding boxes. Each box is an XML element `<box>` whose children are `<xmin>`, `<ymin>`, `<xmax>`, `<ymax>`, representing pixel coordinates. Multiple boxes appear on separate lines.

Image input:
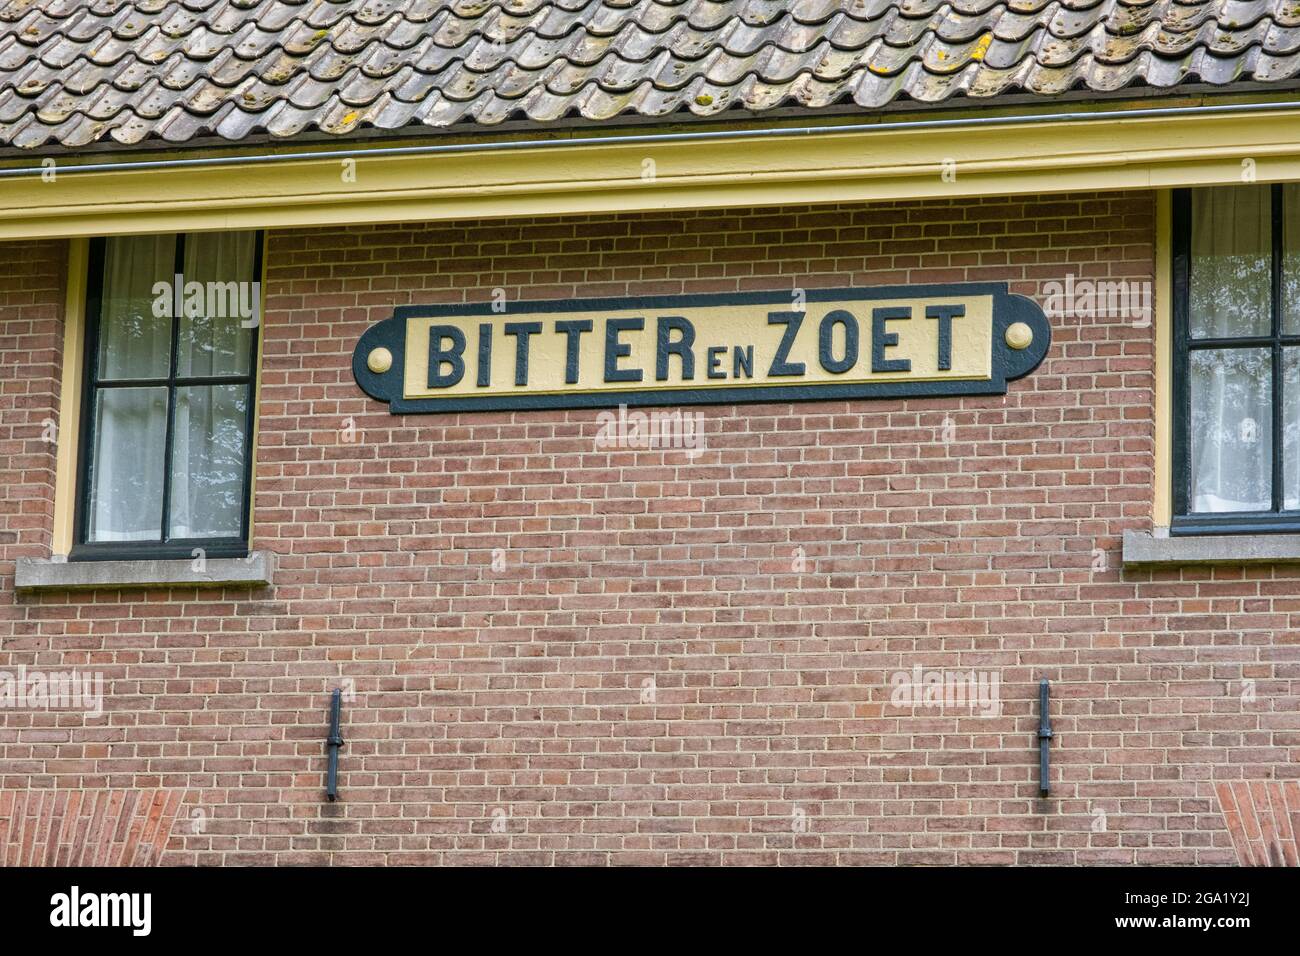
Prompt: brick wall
<box><xmin>1</xmin><ymin>193</ymin><xmax>1295</xmax><ymax>865</ymax></box>
<box><xmin>0</xmin><ymin>240</ymin><xmax>63</xmax><ymax>563</ymax></box>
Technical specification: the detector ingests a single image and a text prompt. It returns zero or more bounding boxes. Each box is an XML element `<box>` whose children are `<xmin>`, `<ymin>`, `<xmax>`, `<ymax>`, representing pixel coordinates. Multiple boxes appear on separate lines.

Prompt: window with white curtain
<box><xmin>1174</xmin><ymin>185</ymin><xmax>1300</xmax><ymax>534</ymax></box>
<box><xmin>74</xmin><ymin>232</ymin><xmax>261</xmax><ymax>559</ymax></box>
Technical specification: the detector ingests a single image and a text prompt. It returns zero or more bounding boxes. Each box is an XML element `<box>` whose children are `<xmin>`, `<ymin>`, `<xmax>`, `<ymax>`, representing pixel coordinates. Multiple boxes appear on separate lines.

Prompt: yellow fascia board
<box><xmin>3</xmin><ymin>102</ymin><xmax>1300</xmax><ymax>239</ymax></box>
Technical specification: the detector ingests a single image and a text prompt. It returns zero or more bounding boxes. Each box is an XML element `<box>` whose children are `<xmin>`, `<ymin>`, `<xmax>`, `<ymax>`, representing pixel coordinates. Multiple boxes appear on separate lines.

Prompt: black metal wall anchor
<box><xmin>1037</xmin><ymin>678</ymin><xmax>1053</xmax><ymax>797</ymax></box>
<box><xmin>325</xmin><ymin>688</ymin><xmax>345</xmax><ymax>802</ymax></box>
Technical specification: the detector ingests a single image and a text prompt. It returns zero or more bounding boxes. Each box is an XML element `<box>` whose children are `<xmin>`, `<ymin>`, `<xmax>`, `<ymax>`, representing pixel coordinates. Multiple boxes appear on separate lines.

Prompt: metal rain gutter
<box><xmin>1</xmin><ymin>98</ymin><xmax>1298</xmax><ymax>180</ymax></box>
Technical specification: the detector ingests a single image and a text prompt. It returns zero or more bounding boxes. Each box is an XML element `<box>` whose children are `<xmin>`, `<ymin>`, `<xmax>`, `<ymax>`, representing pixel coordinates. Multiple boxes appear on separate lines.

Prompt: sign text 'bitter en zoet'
<box><xmin>352</xmin><ymin>283</ymin><xmax>1050</xmax><ymax>413</ymax></box>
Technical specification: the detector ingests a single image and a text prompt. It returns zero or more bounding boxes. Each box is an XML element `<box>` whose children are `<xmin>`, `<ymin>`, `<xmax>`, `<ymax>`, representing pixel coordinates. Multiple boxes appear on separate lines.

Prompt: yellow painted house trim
<box><xmin>3</xmin><ymin>102</ymin><xmax>1300</xmax><ymax>240</ymax></box>
<box><xmin>52</xmin><ymin>237</ymin><xmax>87</xmax><ymax>555</ymax></box>
<box><xmin>1153</xmin><ymin>190</ymin><xmax>1173</xmax><ymax>528</ymax></box>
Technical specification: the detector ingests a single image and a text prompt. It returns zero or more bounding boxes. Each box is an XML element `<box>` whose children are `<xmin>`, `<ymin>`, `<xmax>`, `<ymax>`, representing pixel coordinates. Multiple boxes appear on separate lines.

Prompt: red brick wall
<box><xmin>1</xmin><ymin>194</ymin><xmax>1294</xmax><ymax>865</ymax></box>
<box><xmin>0</xmin><ymin>240</ymin><xmax>63</xmax><ymax>563</ymax></box>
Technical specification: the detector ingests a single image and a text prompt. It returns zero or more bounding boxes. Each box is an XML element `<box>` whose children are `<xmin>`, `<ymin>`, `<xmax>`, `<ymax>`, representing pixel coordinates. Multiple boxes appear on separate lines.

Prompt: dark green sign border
<box><xmin>352</xmin><ymin>282</ymin><xmax>1051</xmax><ymax>413</ymax></box>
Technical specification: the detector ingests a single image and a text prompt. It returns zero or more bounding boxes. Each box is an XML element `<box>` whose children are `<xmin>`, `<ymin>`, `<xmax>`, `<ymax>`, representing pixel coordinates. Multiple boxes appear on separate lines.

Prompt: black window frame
<box><xmin>1172</xmin><ymin>185</ymin><xmax>1300</xmax><ymax>535</ymax></box>
<box><xmin>70</xmin><ymin>231</ymin><xmax>263</xmax><ymax>562</ymax></box>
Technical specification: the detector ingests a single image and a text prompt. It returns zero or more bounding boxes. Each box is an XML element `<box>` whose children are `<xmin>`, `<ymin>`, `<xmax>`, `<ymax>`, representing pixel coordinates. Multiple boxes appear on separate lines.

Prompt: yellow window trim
<box><xmin>52</xmin><ymin>238</ymin><xmax>87</xmax><ymax>555</ymax></box>
<box><xmin>51</xmin><ymin>234</ymin><xmax>266</xmax><ymax>558</ymax></box>
<box><xmin>1154</xmin><ymin>189</ymin><xmax>1173</xmax><ymax>528</ymax></box>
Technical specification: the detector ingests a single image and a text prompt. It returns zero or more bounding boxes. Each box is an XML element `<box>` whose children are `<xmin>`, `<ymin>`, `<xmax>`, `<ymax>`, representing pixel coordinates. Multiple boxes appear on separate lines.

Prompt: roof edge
<box><xmin>2</xmin><ymin>94</ymin><xmax>1298</xmax><ymax>241</ymax></box>
<box><xmin>5</xmin><ymin>81</ymin><xmax>1300</xmax><ymax>168</ymax></box>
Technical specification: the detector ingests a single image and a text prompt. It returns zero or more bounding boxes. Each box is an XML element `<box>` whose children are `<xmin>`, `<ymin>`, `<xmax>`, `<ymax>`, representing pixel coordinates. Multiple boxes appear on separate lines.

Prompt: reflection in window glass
<box><xmin>1285</xmin><ymin>349</ymin><xmax>1300</xmax><ymax>510</ymax></box>
<box><xmin>1189</xmin><ymin>186</ymin><xmax>1271</xmax><ymax>339</ymax></box>
<box><xmin>1189</xmin><ymin>349</ymin><xmax>1272</xmax><ymax>512</ymax></box>
<box><xmin>1285</xmin><ymin>185</ymin><xmax>1300</xmax><ymax>336</ymax></box>
<box><xmin>97</xmin><ymin>235</ymin><xmax>175</xmax><ymax>381</ymax></box>
<box><xmin>178</xmin><ymin>232</ymin><xmax>256</xmax><ymax>377</ymax></box>
<box><xmin>86</xmin><ymin>387</ymin><xmax>167</xmax><ymax>542</ymax></box>
<box><xmin>169</xmin><ymin>384</ymin><xmax>249</xmax><ymax>539</ymax></box>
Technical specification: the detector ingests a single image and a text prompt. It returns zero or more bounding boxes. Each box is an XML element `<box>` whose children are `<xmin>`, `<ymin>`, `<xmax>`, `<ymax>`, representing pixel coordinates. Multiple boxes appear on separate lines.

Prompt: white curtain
<box><xmin>1190</xmin><ymin>349</ymin><xmax>1272</xmax><ymax>512</ymax></box>
<box><xmin>1189</xmin><ymin>186</ymin><xmax>1270</xmax><ymax>338</ymax></box>
<box><xmin>169</xmin><ymin>385</ymin><xmax>247</xmax><ymax>539</ymax></box>
<box><xmin>1286</xmin><ymin>349</ymin><xmax>1300</xmax><ymax>510</ymax></box>
<box><xmin>97</xmin><ymin>234</ymin><xmax>174</xmax><ymax>378</ymax></box>
<box><xmin>87</xmin><ymin>236</ymin><xmax>174</xmax><ymax>542</ymax></box>
<box><xmin>1188</xmin><ymin>187</ymin><xmax>1273</xmax><ymax>512</ymax></box>
<box><xmin>169</xmin><ymin>232</ymin><xmax>255</xmax><ymax>538</ymax></box>
<box><xmin>88</xmin><ymin>388</ymin><xmax>168</xmax><ymax>542</ymax></box>
<box><xmin>178</xmin><ymin>231</ymin><xmax>255</xmax><ymax>376</ymax></box>
<box><xmin>1284</xmin><ymin>185</ymin><xmax>1300</xmax><ymax>335</ymax></box>
<box><xmin>1284</xmin><ymin>186</ymin><xmax>1300</xmax><ymax>509</ymax></box>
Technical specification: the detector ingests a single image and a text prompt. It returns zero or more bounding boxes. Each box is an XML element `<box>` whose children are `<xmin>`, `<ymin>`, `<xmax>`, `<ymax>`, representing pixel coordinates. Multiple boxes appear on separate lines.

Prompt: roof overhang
<box><xmin>2</xmin><ymin>93</ymin><xmax>1298</xmax><ymax>240</ymax></box>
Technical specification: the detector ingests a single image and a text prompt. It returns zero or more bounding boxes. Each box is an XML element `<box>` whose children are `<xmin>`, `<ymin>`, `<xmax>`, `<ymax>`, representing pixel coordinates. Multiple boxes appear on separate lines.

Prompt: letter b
<box><xmin>428</xmin><ymin>326</ymin><xmax>466</xmax><ymax>388</ymax></box>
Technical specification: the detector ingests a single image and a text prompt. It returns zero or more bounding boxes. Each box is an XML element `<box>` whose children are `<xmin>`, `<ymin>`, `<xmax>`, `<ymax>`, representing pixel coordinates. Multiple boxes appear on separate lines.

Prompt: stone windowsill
<box><xmin>14</xmin><ymin>551</ymin><xmax>273</xmax><ymax>592</ymax></box>
<box><xmin>1122</xmin><ymin>529</ymin><xmax>1300</xmax><ymax>568</ymax></box>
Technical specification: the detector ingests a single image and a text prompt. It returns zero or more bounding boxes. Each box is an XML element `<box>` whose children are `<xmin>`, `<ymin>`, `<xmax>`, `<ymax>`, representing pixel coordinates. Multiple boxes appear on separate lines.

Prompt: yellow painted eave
<box><xmin>4</xmin><ymin>98</ymin><xmax>1300</xmax><ymax>239</ymax></box>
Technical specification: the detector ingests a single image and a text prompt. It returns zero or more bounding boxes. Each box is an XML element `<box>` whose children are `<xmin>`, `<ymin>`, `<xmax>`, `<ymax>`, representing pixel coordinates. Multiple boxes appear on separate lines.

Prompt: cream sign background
<box><xmin>352</xmin><ymin>283</ymin><xmax>1051</xmax><ymax>413</ymax></box>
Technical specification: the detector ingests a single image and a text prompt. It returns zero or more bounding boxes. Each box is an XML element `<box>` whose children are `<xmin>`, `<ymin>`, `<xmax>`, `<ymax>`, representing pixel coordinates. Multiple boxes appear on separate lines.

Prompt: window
<box><xmin>1173</xmin><ymin>185</ymin><xmax>1300</xmax><ymax>534</ymax></box>
<box><xmin>72</xmin><ymin>232</ymin><xmax>262</xmax><ymax>560</ymax></box>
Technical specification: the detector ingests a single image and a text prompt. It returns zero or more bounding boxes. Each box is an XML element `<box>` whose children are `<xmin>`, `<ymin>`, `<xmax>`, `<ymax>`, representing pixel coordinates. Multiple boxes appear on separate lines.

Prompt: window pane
<box><xmin>1285</xmin><ymin>349</ymin><xmax>1300</xmax><ymax>510</ymax></box>
<box><xmin>177</xmin><ymin>231</ymin><xmax>256</xmax><ymax>377</ymax></box>
<box><xmin>1189</xmin><ymin>348</ymin><xmax>1272</xmax><ymax>512</ymax></box>
<box><xmin>97</xmin><ymin>235</ymin><xmax>176</xmax><ymax>380</ymax></box>
<box><xmin>168</xmin><ymin>384</ymin><xmax>249</xmax><ymax>539</ymax></box>
<box><xmin>1284</xmin><ymin>186</ymin><xmax>1300</xmax><ymax>335</ymax></box>
<box><xmin>86</xmin><ymin>387</ymin><xmax>167</xmax><ymax>541</ymax></box>
<box><xmin>1190</xmin><ymin>186</ymin><xmax>1271</xmax><ymax>338</ymax></box>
